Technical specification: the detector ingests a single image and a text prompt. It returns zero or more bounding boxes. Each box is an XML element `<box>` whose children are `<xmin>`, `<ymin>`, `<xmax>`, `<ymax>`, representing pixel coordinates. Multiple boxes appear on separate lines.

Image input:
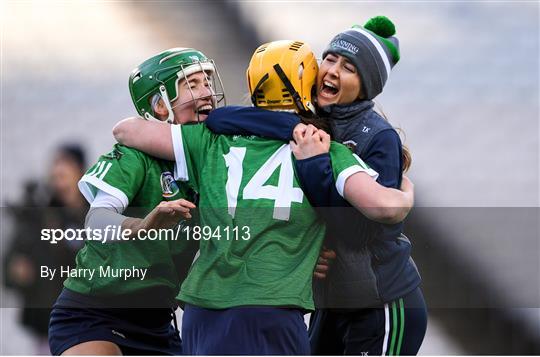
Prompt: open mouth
<box><xmin>320</xmin><ymin>80</ymin><xmax>339</xmax><ymax>97</ymax></box>
<box><xmin>196</xmin><ymin>103</ymin><xmax>213</xmax><ymax>116</ymax></box>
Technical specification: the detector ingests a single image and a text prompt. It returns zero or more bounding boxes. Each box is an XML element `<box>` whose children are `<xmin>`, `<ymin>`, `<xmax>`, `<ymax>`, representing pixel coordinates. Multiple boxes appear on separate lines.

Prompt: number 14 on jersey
<box><xmin>223</xmin><ymin>144</ymin><xmax>303</xmax><ymax>221</ymax></box>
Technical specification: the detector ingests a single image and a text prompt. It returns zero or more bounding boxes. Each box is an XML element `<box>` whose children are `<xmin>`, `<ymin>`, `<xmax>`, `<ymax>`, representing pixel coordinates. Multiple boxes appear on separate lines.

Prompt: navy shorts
<box><xmin>309</xmin><ymin>287</ymin><xmax>427</xmax><ymax>355</ymax></box>
<box><xmin>48</xmin><ymin>288</ymin><xmax>182</xmax><ymax>355</ymax></box>
<box><xmin>182</xmin><ymin>304</ymin><xmax>310</xmax><ymax>355</ymax></box>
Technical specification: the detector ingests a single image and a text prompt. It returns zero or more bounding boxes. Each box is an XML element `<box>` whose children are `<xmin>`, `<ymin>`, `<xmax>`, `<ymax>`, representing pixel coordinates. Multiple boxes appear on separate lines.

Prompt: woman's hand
<box><xmin>290</xmin><ymin>124</ymin><xmax>330</xmax><ymax>160</ymax></box>
<box><xmin>122</xmin><ymin>199</ymin><xmax>196</xmax><ymax>237</ymax></box>
<box><xmin>313</xmin><ymin>247</ymin><xmax>337</xmax><ymax>279</ymax></box>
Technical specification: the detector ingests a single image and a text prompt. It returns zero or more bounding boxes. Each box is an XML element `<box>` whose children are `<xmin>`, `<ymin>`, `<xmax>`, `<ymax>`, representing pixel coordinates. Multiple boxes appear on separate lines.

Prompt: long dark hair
<box><xmin>373</xmin><ymin>101</ymin><xmax>412</xmax><ymax>173</ymax></box>
<box><xmin>298</xmin><ymin>113</ymin><xmax>332</xmax><ymax>135</ymax></box>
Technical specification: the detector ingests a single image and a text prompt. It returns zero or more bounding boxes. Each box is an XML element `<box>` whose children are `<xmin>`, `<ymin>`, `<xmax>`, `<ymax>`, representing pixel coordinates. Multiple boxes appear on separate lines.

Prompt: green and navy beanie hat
<box><xmin>323</xmin><ymin>16</ymin><xmax>400</xmax><ymax>100</ymax></box>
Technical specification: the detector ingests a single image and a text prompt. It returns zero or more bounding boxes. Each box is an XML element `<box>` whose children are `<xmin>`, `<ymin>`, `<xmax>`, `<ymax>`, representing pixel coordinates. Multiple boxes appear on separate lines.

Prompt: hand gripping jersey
<box><xmin>171</xmin><ymin>122</ymin><xmax>377</xmax><ymax>310</ymax></box>
<box><xmin>65</xmin><ymin>144</ymin><xmax>197</xmax><ymax>305</ymax></box>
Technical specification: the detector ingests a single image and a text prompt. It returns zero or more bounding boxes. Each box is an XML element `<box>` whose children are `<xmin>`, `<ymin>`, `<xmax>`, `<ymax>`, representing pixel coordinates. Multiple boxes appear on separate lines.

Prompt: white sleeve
<box><xmin>85</xmin><ymin>190</ymin><xmax>129</xmax><ymax>242</ymax></box>
<box><xmin>171</xmin><ymin>124</ymin><xmax>189</xmax><ymax>181</ymax></box>
<box><xmin>78</xmin><ymin>164</ymin><xmax>129</xmax><ymax>210</ymax></box>
<box><xmin>335</xmin><ymin>165</ymin><xmax>379</xmax><ymax>198</ymax></box>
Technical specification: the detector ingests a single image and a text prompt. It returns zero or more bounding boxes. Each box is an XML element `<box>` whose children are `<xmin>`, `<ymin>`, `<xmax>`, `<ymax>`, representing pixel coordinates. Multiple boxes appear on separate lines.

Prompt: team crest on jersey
<box><xmin>161</xmin><ymin>172</ymin><xmax>180</xmax><ymax>198</ymax></box>
<box><xmin>343</xmin><ymin>140</ymin><xmax>357</xmax><ymax>152</ymax></box>
<box><xmin>103</xmin><ymin>148</ymin><xmax>123</xmax><ymax>160</ymax></box>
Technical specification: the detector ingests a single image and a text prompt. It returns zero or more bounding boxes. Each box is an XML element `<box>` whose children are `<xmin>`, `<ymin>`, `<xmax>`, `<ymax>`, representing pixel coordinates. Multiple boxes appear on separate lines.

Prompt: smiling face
<box><xmin>171</xmin><ymin>71</ymin><xmax>215</xmax><ymax>124</ymax></box>
<box><xmin>316</xmin><ymin>52</ymin><xmax>362</xmax><ymax>107</ymax></box>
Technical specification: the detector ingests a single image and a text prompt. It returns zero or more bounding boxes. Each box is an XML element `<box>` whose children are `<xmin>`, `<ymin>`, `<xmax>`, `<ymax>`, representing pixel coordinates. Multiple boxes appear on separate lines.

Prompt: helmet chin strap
<box><xmin>143</xmin><ymin>85</ymin><xmax>175</xmax><ymax>123</ymax></box>
<box><xmin>160</xmin><ymin>85</ymin><xmax>175</xmax><ymax>124</ymax></box>
<box><xmin>144</xmin><ymin>112</ymin><xmax>165</xmax><ymax>123</ymax></box>
<box><xmin>305</xmin><ymin>101</ymin><xmax>316</xmax><ymax>114</ymax></box>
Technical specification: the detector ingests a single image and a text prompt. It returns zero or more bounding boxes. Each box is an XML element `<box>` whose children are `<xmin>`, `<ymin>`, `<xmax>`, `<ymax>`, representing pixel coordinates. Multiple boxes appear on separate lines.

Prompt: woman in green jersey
<box><xmin>48</xmin><ymin>48</ymin><xmax>226</xmax><ymax>355</ymax></box>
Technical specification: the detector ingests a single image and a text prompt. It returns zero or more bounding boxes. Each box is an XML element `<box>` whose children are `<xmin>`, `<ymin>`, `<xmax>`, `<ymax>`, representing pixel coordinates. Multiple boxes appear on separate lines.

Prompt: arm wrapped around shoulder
<box><xmin>112</xmin><ymin>117</ymin><xmax>174</xmax><ymax>160</ymax></box>
<box><xmin>343</xmin><ymin>172</ymin><xmax>414</xmax><ymax>224</ymax></box>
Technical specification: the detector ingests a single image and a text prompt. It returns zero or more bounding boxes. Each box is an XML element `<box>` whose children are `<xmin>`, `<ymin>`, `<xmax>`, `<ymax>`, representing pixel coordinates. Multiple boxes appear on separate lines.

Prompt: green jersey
<box><xmin>65</xmin><ymin>144</ymin><xmax>197</xmax><ymax>303</ymax></box>
<box><xmin>171</xmin><ymin>124</ymin><xmax>377</xmax><ymax>310</ymax></box>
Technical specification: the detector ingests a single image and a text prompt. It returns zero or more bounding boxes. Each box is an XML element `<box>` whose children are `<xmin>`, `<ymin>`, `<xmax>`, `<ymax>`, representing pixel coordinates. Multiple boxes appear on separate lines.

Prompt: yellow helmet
<box><xmin>247</xmin><ymin>40</ymin><xmax>318</xmax><ymax>114</ymax></box>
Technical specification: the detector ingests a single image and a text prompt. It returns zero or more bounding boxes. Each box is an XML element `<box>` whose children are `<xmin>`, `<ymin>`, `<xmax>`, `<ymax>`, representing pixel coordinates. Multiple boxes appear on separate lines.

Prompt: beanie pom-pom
<box><xmin>363</xmin><ymin>16</ymin><xmax>396</xmax><ymax>38</ymax></box>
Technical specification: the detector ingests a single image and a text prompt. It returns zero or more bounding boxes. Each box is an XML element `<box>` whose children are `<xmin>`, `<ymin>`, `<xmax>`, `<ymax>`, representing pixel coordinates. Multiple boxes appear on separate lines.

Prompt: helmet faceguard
<box><xmin>247</xmin><ymin>40</ymin><xmax>318</xmax><ymax>115</ymax></box>
<box><xmin>129</xmin><ymin>48</ymin><xmax>226</xmax><ymax>123</ymax></box>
